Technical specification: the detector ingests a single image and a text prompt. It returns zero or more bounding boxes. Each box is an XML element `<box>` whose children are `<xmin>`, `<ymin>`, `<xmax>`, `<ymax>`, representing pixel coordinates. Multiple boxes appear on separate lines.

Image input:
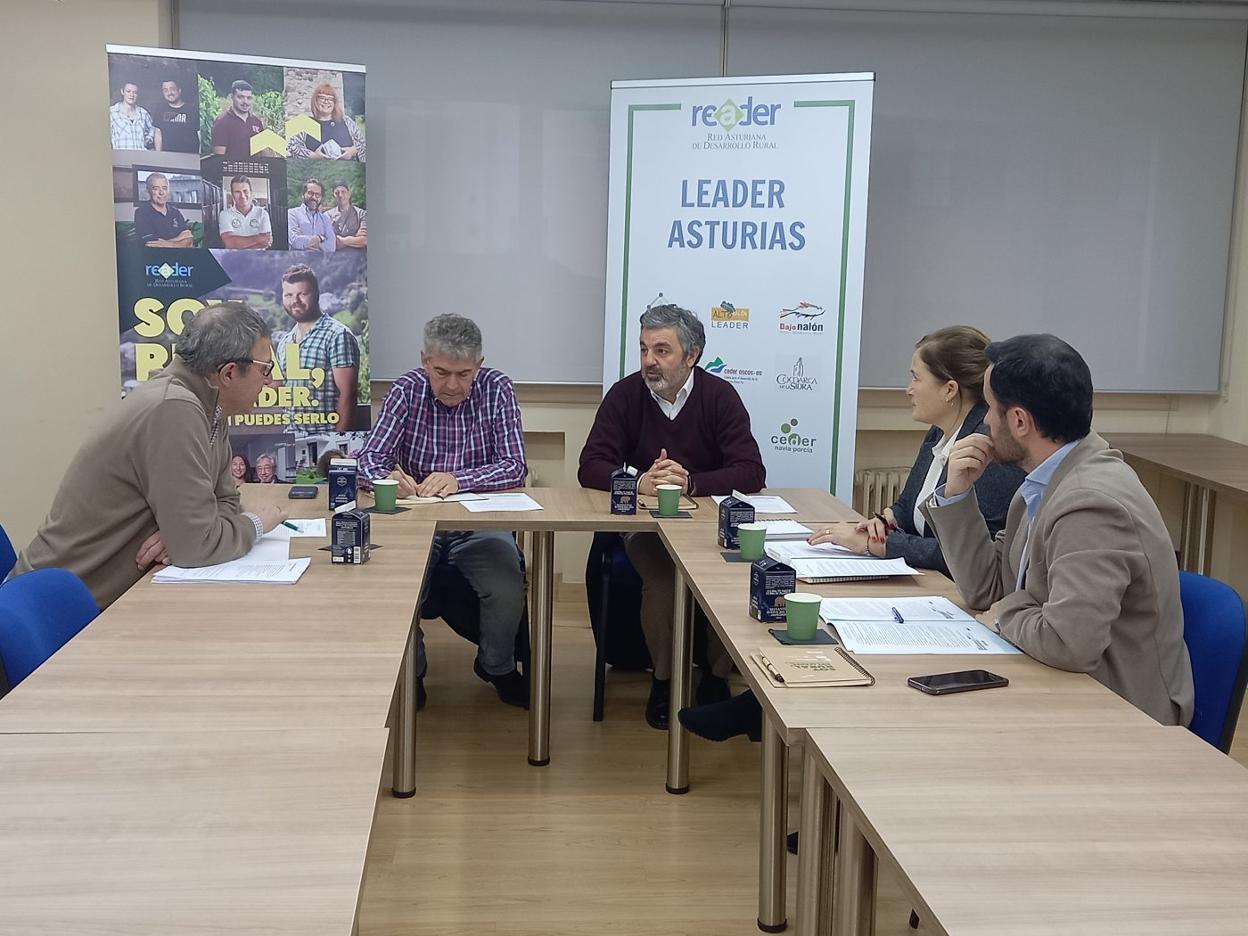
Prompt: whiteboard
<box><xmin>179</xmin><ymin>1</ymin><xmax>1243</xmax><ymax>391</ymax></box>
<box><xmin>727</xmin><ymin>8</ymin><xmax>1243</xmax><ymax>392</ymax></box>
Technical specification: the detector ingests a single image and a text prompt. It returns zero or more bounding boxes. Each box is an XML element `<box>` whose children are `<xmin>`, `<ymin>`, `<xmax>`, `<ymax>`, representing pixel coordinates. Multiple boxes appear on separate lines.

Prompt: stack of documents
<box><xmin>764</xmin><ymin>541</ymin><xmax>921</xmax><ymax>582</ymax></box>
<box><xmin>755</xmin><ymin>519</ymin><xmax>813</xmax><ymax>540</ymax></box>
<box><xmin>818</xmin><ymin>596</ymin><xmax>1020</xmax><ymax>654</ymax></box>
<box><xmin>153</xmin><ymin>557</ymin><xmax>311</xmax><ymax>585</ymax></box>
<box><xmin>712</xmin><ymin>492</ymin><xmax>797</xmax><ymax>514</ymax></box>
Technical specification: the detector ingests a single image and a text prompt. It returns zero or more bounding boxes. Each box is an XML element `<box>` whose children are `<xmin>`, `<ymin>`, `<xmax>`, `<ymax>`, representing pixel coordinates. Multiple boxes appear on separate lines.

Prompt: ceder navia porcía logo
<box><xmin>772</xmin><ymin>416</ymin><xmax>817</xmax><ymax>455</ymax></box>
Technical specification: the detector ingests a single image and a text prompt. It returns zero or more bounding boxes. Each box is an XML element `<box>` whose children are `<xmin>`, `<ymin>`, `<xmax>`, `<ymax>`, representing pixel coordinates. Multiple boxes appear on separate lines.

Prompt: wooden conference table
<box><xmin>655</xmin><ymin>521</ymin><xmax>1157</xmax><ymax>934</ymax></box>
<box><xmin>1104</xmin><ymin>432</ymin><xmax>1248</xmax><ymax>575</ymax></box>
<box><xmin>802</xmin><ymin>724</ymin><xmax>1248</xmax><ymax>936</ymax></box>
<box><xmin>0</xmin><ymin>485</ymin><xmax>842</xmax><ymax>798</ymax></box>
<box><xmin>0</xmin><ymin>728</ymin><xmax>389</xmax><ymax>935</ymax></box>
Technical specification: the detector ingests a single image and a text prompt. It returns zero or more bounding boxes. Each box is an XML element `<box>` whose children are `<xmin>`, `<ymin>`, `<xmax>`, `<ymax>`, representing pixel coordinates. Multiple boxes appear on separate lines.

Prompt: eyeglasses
<box><xmin>221</xmin><ymin>358</ymin><xmax>276</xmax><ymax>377</ymax></box>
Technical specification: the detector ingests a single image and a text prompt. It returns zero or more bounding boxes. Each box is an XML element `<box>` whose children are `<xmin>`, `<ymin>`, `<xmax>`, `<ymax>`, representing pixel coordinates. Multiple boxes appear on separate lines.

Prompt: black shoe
<box><xmin>696</xmin><ymin>672</ymin><xmax>731</xmax><ymax>705</ymax></box>
<box><xmin>417</xmin><ymin>676</ymin><xmax>427</xmax><ymax>712</ymax></box>
<box><xmin>646</xmin><ymin>678</ymin><xmax>671</xmax><ymax>730</ymax></box>
<box><xmin>787</xmin><ymin>831</ymin><xmax>799</xmax><ymax>855</ymax></box>
<box><xmin>677</xmin><ymin>689</ymin><xmax>763</xmax><ymax>742</ymax></box>
<box><xmin>473</xmin><ymin>660</ymin><xmax>530</xmax><ymax>709</ymax></box>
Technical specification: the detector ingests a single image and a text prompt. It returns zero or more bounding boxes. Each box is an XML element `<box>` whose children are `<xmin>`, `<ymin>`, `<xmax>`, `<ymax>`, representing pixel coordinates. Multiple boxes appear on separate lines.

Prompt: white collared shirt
<box><xmin>651</xmin><ymin>368</ymin><xmax>695</xmax><ymax>420</ymax></box>
<box><xmin>914</xmin><ymin>417</ymin><xmax>966</xmax><ymax>535</ymax></box>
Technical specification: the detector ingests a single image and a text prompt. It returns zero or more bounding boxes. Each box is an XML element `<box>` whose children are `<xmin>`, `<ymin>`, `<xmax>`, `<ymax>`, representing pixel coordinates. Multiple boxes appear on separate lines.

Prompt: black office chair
<box><xmin>586</xmin><ymin>533</ymin><xmax>651</xmax><ymax>721</ymax></box>
<box><xmin>419</xmin><ymin>545</ymin><xmax>531</xmax><ymax>672</ymax></box>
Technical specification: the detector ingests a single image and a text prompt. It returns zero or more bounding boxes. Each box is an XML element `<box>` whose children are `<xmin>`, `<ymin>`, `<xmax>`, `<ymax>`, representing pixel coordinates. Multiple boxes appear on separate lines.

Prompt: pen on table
<box><xmin>890</xmin><ymin>606</ymin><xmax>905</xmax><ymax>624</ymax></box>
<box><xmin>281</xmin><ymin>521</ymin><xmax>299</xmax><ymax>531</ymax></box>
<box><xmin>760</xmin><ymin>656</ymin><xmax>786</xmax><ymax>684</ymax></box>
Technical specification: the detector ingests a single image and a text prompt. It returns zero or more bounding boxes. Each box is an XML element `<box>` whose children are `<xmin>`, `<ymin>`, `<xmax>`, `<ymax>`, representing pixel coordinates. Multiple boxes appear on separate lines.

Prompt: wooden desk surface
<box><xmin>806</xmin><ymin>725</ymin><xmax>1248</xmax><ymax>936</ymax></box>
<box><xmin>1104</xmin><ymin>432</ymin><xmax>1248</xmax><ymax>502</ymax></box>
<box><xmin>0</xmin><ymin>495</ymin><xmax>436</xmax><ymax>733</ymax></box>
<box><xmin>658</xmin><ymin>522</ymin><xmax>1153</xmax><ymax>744</ymax></box>
<box><xmin>0</xmin><ymin>728</ymin><xmax>388</xmax><ymax>935</ymax></box>
<box><xmin>353</xmin><ymin>486</ymin><xmax>853</xmax><ymax>531</ymax></box>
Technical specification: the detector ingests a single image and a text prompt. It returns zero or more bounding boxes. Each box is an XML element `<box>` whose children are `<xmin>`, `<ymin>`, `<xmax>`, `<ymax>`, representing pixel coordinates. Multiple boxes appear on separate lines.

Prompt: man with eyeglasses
<box><xmin>8</xmin><ymin>302</ymin><xmax>288</xmax><ymax>610</ymax></box>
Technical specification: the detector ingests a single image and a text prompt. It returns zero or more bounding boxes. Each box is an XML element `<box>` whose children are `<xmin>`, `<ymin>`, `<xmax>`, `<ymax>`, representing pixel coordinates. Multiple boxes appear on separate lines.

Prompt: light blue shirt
<box><xmin>288</xmin><ymin>203</ymin><xmax>337</xmax><ymax>252</ymax></box>
<box><xmin>931</xmin><ymin>440</ymin><xmax>1078</xmax><ymax>589</ymax></box>
<box><xmin>1017</xmin><ymin>441</ymin><xmax>1078</xmax><ymax>524</ymax></box>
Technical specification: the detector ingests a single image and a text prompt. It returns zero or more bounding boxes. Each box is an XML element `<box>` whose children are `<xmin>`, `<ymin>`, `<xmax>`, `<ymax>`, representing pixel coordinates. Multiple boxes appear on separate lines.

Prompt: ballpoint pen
<box><xmin>281</xmin><ymin>521</ymin><xmax>299</xmax><ymax>531</ymax></box>
<box><xmin>891</xmin><ymin>606</ymin><xmax>905</xmax><ymax>624</ymax></box>
<box><xmin>760</xmin><ymin>656</ymin><xmax>786</xmax><ymax>684</ymax></box>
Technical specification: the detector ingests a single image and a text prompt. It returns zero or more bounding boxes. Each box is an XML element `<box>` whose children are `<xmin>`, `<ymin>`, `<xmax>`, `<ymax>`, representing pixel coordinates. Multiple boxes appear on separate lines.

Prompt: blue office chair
<box><xmin>0</xmin><ymin>524</ymin><xmax>15</xmax><ymax>581</ymax></box>
<box><xmin>1180</xmin><ymin>571</ymin><xmax>1248</xmax><ymax>753</ymax></box>
<box><xmin>0</xmin><ymin>568</ymin><xmax>99</xmax><ymax>688</ymax></box>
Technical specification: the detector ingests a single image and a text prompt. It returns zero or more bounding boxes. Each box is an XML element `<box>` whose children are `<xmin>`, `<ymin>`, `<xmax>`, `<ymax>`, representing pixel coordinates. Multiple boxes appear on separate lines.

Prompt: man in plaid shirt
<box><xmin>358</xmin><ymin>314</ymin><xmax>529</xmax><ymax>708</ymax></box>
<box><xmin>109</xmin><ymin>80</ymin><xmax>156</xmax><ymax>150</ymax></box>
<box><xmin>274</xmin><ymin>264</ymin><xmax>360</xmax><ymax>432</ymax></box>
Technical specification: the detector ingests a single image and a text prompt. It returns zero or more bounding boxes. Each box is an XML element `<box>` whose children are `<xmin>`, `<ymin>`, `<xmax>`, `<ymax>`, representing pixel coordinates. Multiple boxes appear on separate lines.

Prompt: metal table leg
<box><xmin>528</xmin><ymin>530</ymin><xmax>555</xmax><ymax>767</ymax></box>
<box><xmin>666</xmin><ymin>569</ymin><xmax>693</xmax><ymax>794</ymax></box>
<box><xmin>796</xmin><ymin>747</ymin><xmax>829</xmax><ymax>935</ymax></box>
<box><xmin>832</xmin><ymin>809</ymin><xmax>875</xmax><ymax>936</ymax></box>
<box><xmin>392</xmin><ymin>623</ymin><xmax>417</xmax><ymax>798</ymax></box>
<box><xmin>1181</xmin><ymin>483</ymin><xmax>1217</xmax><ymax>575</ymax></box>
<box><xmin>758</xmin><ymin>716</ymin><xmax>789</xmax><ymax>932</ymax></box>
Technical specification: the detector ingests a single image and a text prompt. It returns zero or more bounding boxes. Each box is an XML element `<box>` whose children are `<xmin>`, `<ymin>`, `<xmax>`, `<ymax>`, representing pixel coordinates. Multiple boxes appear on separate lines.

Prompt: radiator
<box><xmin>853</xmin><ymin>467</ymin><xmax>909</xmax><ymax>518</ymax></box>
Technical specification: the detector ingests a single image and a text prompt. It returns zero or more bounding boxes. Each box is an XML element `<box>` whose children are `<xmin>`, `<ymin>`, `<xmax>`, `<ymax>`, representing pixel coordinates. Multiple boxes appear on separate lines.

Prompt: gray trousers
<box><xmin>623</xmin><ymin>532</ymin><xmax>732</xmax><ymax>681</ymax></box>
<box><xmin>415</xmin><ymin>530</ymin><xmax>525</xmax><ymax>677</ymax></box>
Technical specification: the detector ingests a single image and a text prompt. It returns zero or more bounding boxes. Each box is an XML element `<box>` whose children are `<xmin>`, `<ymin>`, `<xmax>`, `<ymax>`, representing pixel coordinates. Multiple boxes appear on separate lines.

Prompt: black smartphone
<box><xmin>907</xmin><ymin>669</ymin><xmax>1008</xmax><ymax>695</ymax></box>
<box><xmin>288</xmin><ymin>485</ymin><xmax>320</xmax><ymax>499</ymax></box>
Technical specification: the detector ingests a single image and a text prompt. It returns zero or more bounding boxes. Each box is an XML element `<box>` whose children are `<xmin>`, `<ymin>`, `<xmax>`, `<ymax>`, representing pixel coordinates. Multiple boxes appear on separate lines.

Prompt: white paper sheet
<box><xmin>710</xmin><ymin>491</ymin><xmax>798</xmax><ymax>514</ymax></box>
<box><xmin>833</xmin><ymin>619</ymin><xmax>1021</xmax><ymax>655</ymax></box>
<box><xmin>819</xmin><ymin>595</ymin><xmax>973</xmax><ymax>623</ymax></box>
<box><xmin>261</xmin><ymin>518</ymin><xmax>326</xmax><ymax>539</ymax></box>
<box><xmin>461</xmin><ymin>493</ymin><xmax>544</xmax><ymax>513</ymax></box>
<box><xmin>152</xmin><ymin>557</ymin><xmax>311</xmax><ymax>585</ymax></box>
<box><xmin>397</xmin><ymin>492</ymin><xmax>487</xmax><ymax>505</ymax></box>
<box><xmin>247</xmin><ymin>537</ymin><xmax>292</xmax><ymax>562</ymax></box>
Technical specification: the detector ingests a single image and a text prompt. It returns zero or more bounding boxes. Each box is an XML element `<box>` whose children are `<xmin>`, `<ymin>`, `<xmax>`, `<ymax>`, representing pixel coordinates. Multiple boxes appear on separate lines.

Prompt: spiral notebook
<box><xmin>749</xmin><ymin>646</ymin><xmax>874</xmax><ymax>688</ymax></box>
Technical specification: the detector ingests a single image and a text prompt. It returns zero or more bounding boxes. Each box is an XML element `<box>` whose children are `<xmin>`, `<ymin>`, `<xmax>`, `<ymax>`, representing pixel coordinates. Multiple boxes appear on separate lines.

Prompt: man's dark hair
<box><xmin>304</xmin><ymin>178</ymin><xmax>324</xmax><ymax>196</ymax></box>
<box><xmin>986</xmin><ymin>334</ymin><xmax>1093</xmax><ymax>444</ymax></box>
<box><xmin>230</xmin><ymin>175</ymin><xmax>251</xmax><ymax>190</ymax></box>
<box><xmin>230</xmin><ymin>79</ymin><xmax>253</xmax><ymax>95</ymax></box>
<box><xmin>333</xmin><ymin>182</ymin><xmax>350</xmax><ymax>192</ymax></box>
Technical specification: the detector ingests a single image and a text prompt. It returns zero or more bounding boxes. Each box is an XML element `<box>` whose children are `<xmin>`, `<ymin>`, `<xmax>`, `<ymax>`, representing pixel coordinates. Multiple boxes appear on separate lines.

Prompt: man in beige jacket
<box><xmin>10</xmin><ymin>302</ymin><xmax>287</xmax><ymax>609</ymax></box>
<box><xmin>923</xmin><ymin>334</ymin><xmax>1194</xmax><ymax>726</ymax></box>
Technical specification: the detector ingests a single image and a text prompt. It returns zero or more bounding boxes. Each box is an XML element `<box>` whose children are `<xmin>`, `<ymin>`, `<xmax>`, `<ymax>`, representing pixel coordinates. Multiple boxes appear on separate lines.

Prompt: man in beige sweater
<box><xmin>923</xmin><ymin>334</ymin><xmax>1194</xmax><ymax>726</ymax></box>
<box><xmin>10</xmin><ymin>302</ymin><xmax>287</xmax><ymax>609</ymax></box>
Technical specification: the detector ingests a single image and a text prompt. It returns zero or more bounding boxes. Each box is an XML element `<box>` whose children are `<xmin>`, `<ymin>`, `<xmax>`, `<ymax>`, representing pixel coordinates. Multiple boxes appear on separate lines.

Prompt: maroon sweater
<box><xmin>578</xmin><ymin>370</ymin><xmax>766</xmax><ymax>496</ymax></box>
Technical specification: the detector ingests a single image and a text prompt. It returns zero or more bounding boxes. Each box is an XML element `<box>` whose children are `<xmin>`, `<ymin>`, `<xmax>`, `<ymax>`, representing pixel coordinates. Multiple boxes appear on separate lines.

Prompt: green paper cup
<box><xmin>373</xmin><ymin>478</ymin><xmax>399</xmax><ymax>513</ymax></box>
<box><xmin>656</xmin><ymin>484</ymin><xmax>682</xmax><ymax>517</ymax></box>
<box><xmin>784</xmin><ymin>593</ymin><xmax>822</xmax><ymax>641</ymax></box>
<box><xmin>737</xmin><ymin>521</ymin><xmax>767</xmax><ymax>561</ymax></box>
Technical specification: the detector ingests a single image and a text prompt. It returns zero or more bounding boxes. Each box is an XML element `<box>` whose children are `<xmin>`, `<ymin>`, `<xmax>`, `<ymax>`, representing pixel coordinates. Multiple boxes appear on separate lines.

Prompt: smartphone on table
<box><xmin>907</xmin><ymin>669</ymin><xmax>1008</xmax><ymax>695</ymax></box>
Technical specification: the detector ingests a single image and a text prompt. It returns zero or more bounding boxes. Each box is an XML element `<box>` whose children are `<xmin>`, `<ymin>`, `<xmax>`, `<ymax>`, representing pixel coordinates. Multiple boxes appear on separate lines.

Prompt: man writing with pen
<box><xmin>354</xmin><ymin>313</ymin><xmax>530</xmax><ymax>709</ymax></box>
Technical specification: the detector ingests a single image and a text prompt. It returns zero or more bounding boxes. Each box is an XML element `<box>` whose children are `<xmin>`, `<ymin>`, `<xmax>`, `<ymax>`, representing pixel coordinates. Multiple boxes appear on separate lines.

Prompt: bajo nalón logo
<box><xmin>779</xmin><ymin>301</ymin><xmax>826</xmax><ymax>334</ymax></box>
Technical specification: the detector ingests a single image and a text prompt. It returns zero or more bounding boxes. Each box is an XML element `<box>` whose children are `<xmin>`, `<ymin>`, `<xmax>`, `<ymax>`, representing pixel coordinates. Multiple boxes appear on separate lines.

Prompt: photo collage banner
<box><xmin>107</xmin><ymin>45</ymin><xmax>369</xmax><ymax>484</ymax></box>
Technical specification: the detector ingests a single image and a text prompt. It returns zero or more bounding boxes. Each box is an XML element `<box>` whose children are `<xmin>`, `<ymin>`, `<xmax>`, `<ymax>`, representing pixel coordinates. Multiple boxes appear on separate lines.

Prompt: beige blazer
<box><xmin>922</xmin><ymin>432</ymin><xmax>1194</xmax><ymax>726</ymax></box>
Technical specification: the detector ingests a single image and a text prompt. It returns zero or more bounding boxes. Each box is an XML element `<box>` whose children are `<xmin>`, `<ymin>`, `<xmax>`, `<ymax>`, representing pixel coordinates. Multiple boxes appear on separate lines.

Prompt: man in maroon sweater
<box><xmin>579</xmin><ymin>304</ymin><xmax>765</xmax><ymax>729</ymax></box>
